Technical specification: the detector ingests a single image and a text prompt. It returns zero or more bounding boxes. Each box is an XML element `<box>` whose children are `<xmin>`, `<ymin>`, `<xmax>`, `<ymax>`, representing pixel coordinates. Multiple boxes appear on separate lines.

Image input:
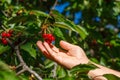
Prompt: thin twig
<box><xmin>16</xmin><ymin>63</ymin><xmax>23</xmax><ymax>69</ymax></box>
<box><xmin>51</xmin><ymin>0</ymin><xmax>58</xmax><ymax>10</ymax></box>
<box><xmin>15</xmin><ymin>46</ymin><xmax>24</xmax><ymax>63</ymax></box>
<box><xmin>41</xmin><ymin>0</ymin><xmax>58</xmax><ymax>32</ymax></box>
<box><xmin>1</xmin><ymin>10</ymin><xmax>8</xmax><ymax>17</ymax></box>
<box><xmin>49</xmin><ymin>0</ymin><xmax>58</xmax><ymax>14</ymax></box>
<box><xmin>18</xmin><ymin>39</ymin><xmax>27</xmax><ymax>46</ymax></box>
<box><xmin>15</xmin><ymin>46</ymin><xmax>43</xmax><ymax>80</ymax></box>
<box><xmin>27</xmin><ymin>66</ymin><xmax>43</xmax><ymax>80</ymax></box>
<box><xmin>1</xmin><ymin>25</ymin><xmax>7</xmax><ymax>31</ymax></box>
<box><xmin>16</xmin><ymin>68</ymin><xmax>26</xmax><ymax>75</ymax></box>
<box><xmin>6</xmin><ymin>38</ymin><xmax>14</xmax><ymax>48</ymax></box>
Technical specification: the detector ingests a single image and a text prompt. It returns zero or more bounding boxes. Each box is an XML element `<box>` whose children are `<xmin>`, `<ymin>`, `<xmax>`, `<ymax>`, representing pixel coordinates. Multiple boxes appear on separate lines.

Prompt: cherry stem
<box><xmin>41</xmin><ymin>0</ymin><xmax>58</xmax><ymax>32</ymax></box>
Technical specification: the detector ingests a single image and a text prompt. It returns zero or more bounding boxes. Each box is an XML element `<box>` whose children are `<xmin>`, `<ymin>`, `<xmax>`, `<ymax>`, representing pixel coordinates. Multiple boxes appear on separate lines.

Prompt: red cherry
<box><xmin>104</xmin><ymin>42</ymin><xmax>110</xmax><ymax>46</ymax></box>
<box><xmin>51</xmin><ymin>36</ymin><xmax>55</xmax><ymax>41</ymax></box>
<box><xmin>6</xmin><ymin>33</ymin><xmax>11</xmax><ymax>38</ymax></box>
<box><xmin>42</xmin><ymin>33</ymin><xmax>55</xmax><ymax>44</ymax></box>
<box><xmin>1</xmin><ymin>32</ymin><xmax>7</xmax><ymax>37</ymax></box>
<box><xmin>42</xmin><ymin>34</ymin><xmax>47</xmax><ymax>38</ymax></box>
<box><xmin>45</xmin><ymin>39</ymin><xmax>52</xmax><ymax>44</ymax></box>
<box><xmin>104</xmin><ymin>41</ymin><xmax>112</xmax><ymax>48</ymax></box>
<box><xmin>47</xmin><ymin>34</ymin><xmax>52</xmax><ymax>37</ymax></box>
<box><xmin>91</xmin><ymin>39</ymin><xmax>97</xmax><ymax>46</ymax></box>
<box><xmin>8</xmin><ymin>30</ymin><xmax>13</xmax><ymax>34</ymax></box>
<box><xmin>1</xmin><ymin>38</ymin><xmax>8</xmax><ymax>45</ymax></box>
<box><xmin>1</xmin><ymin>38</ymin><xmax>6</xmax><ymax>41</ymax></box>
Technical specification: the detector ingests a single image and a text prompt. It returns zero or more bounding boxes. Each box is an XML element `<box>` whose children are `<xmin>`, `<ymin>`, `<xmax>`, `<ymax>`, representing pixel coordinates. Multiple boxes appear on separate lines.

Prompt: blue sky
<box><xmin>55</xmin><ymin>2</ymin><xmax>69</xmax><ymax>13</ymax></box>
<box><xmin>54</xmin><ymin>2</ymin><xmax>120</xmax><ymax>38</ymax></box>
<box><xmin>54</xmin><ymin>2</ymin><xmax>82</xmax><ymax>24</ymax></box>
<box><xmin>54</xmin><ymin>1</ymin><xmax>120</xmax><ymax>25</ymax></box>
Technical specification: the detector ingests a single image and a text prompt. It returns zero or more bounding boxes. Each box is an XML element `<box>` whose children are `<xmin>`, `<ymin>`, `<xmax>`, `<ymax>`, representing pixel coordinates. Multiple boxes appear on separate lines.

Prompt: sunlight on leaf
<box><xmin>0</xmin><ymin>61</ymin><xmax>20</xmax><ymax>80</ymax></box>
<box><xmin>103</xmin><ymin>74</ymin><xmax>120</xmax><ymax>80</ymax></box>
<box><xmin>0</xmin><ymin>45</ymin><xmax>10</xmax><ymax>55</ymax></box>
<box><xmin>21</xmin><ymin>43</ymin><xmax>36</xmax><ymax>58</ymax></box>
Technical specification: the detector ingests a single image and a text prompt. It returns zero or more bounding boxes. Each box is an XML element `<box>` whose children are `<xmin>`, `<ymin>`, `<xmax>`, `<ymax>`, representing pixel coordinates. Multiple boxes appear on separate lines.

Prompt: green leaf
<box><xmin>44</xmin><ymin>59</ymin><xmax>55</xmax><ymax>68</ymax></box>
<box><xmin>57</xmin><ymin>66</ymin><xmax>66</xmax><ymax>79</ymax></box>
<box><xmin>60</xmin><ymin>76</ymin><xmax>75</xmax><ymax>80</ymax></box>
<box><xmin>103</xmin><ymin>74</ymin><xmax>120</xmax><ymax>80</ymax></box>
<box><xmin>43</xmin><ymin>79</ymin><xmax>54</xmax><ymax>80</ymax></box>
<box><xmin>75</xmin><ymin>25</ymin><xmax>88</xmax><ymax>39</ymax></box>
<box><xmin>54</xmin><ymin>21</ymin><xmax>88</xmax><ymax>39</ymax></box>
<box><xmin>51</xmin><ymin>10</ymin><xmax>88</xmax><ymax>39</ymax></box>
<box><xmin>31</xmin><ymin>10</ymin><xmax>50</xmax><ymax>18</ymax></box>
<box><xmin>50</xmin><ymin>10</ymin><xmax>66</xmax><ymax>22</ymax></box>
<box><xmin>100</xmin><ymin>57</ymin><xmax>106</xmax><ymax>66</ymax></box>
<box><xmin>0</xmin><ymin>45</ymin><xmax>10</xmax><ymax>55</ymax></box>
<box><xmin>7</xmin><ymin>15</ymin><xmax>28</xmax><ymax>24</ymax></box>
<box><xmin>70</xmin><ymin>63</ymin><xmax>97</xmax><ymax>74</ymax></box>
<box><xmin>70</xmin><ymin>63</ymin><xmax>97</xmax><ymax>80</ymax></box>
<box><xmin>21</xmin><ymin>43</ymin><xmax>36</xmax><ymax>58</ymax></box>
<box><xmin>0</xmin><ymin>61</ymin><xmax>20</xmax><ymax>80</ymax></box>
<box><xmin>31</xmin><ymin>10</ymin><xmax>54</xmax><ymax>23</ymax></box>
<box><xmin>8</xmin><ymin>15</ymin><xmax>38</xmax><ymax>24</ymax></box>
<box><xmin>54</xmin><ymin>27</ymin><xmax>65</xmax><ymax>40</ymax></box>
<box><xmin>90</xmin><ymin>58</ymin><xmax>99</xmax><ymax>64</ymax></box>
<box><xmin>98</xmin><ymin>0</ymin><xmax>103</xmax><ymax>6</ymax></box>
<box><xmin>3</xmin><ymin>0</ymin><xmax>12</xmax><ymax>4</ymax></box>
<box><xmin>7</xmin><ymin>10</ymin><xmax>54</xmax><ymax>25</ymax></box>
<box><xmin>72</xmin><ymin>2</ymin><xmax>77</xmax><ymax>9</ymax></box>
<box><xmin>19</xmin><ymin>74</ymin><xmax>29</xmax><ymax>80</ymax></box>
<box><xmin>53</xmin><ymin>22</ymin><xmax>75</xmax><ymax>31</ymax></box>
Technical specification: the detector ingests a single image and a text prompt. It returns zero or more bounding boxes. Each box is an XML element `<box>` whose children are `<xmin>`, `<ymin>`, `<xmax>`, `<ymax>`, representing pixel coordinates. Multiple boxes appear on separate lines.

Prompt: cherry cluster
<box><xmin>42</xmin><ymin>33</ymin><xmax>55</xmax><ymax>44</ymax></box>
<box><xmin>104</xmin><ymin>41</ymin><xmax>112</xmax><ymax>48</ymax></box>
<box><xmin>1</xmin><ymin>30</ymin><xmax>13</xmax><ymax>45</ymax></box>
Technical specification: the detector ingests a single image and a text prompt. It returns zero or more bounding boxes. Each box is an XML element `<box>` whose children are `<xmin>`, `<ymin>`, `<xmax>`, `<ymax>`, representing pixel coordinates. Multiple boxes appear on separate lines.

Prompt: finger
<box><xmin>50</xmin><ymin>44</ymin><xmax>59</xmax><ymax>53</ymax></box>
<box><xmin>43</xmin><ymin>51</ymin><xmax>53</xmax><ymax>60</ymax></box>
<box><xmin>36</xmin><ymin>41</ymin><xmax>53</xmax><ymax>59</ymax></box>
<box><xmin>43</xmin><ymin>42</ymin><xmax>65</xmax><ymax>64</ymax></box>
<box><xmin>60</xmin><ymin>40</ymin><xmax>75</xmax><ymax>50</ymax></box>
<box><xmin>43</xmin><ymin>41</ymin><xmax>58</xmax><ymax>58</ymax></box>
<box><xmin>36</xmin><ymin>41</ymin><xmax>47</xmax><ymax>52</ymax></box>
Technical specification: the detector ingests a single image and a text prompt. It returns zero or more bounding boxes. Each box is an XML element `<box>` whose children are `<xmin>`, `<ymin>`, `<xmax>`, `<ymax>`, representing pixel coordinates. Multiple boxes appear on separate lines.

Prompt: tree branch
<box><xmin>16</xmin><ymin>63</ymin><xmax>23</xmax><ymax>69</ymax></box>
<box><xmin>15</xmin><ymin>46</ymin><xmax>43</xmax><ymax>80</ymax></box>
<box><xmin>18</xmin><ymin>39</ymin><xmax>27</xmax><ymax>47</ymax></box>
<box><xmin>1</xmin><ymin>10</ymin><xmax>9</xmax><ymax>17</ymax></box>
<box><xmin>1</xmin><ymin>25</ymin><xmax>7</xmax><ymax>31</ymax></box>
<box><xmin>51</xmin><ymin>0</ymin><xmax>58</xmax><ymax>10</ymax></box>
<box><xmin>50</xmin><ymin>0</ymin><xmax>58</xmax><ymax>14</ymax></box>
<box><xmin>16</xmin><ymin>68</ymin><xmax>26</xmax><ymax>75</ymax></box>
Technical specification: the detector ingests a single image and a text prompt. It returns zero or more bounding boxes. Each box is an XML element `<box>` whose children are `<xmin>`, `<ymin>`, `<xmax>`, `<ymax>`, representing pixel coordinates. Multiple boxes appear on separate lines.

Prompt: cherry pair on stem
<box><xmin>42</xmin><ymin>33</ymin><xmax>55</xmax><ymax>44</ymax></box>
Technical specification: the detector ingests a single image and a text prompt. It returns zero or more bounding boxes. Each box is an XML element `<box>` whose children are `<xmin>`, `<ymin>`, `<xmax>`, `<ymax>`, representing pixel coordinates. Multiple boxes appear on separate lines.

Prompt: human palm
<box><xmin>37</xmin><ymin>40</ymin><xmax>89</xmax><ymax>69</ymax></box>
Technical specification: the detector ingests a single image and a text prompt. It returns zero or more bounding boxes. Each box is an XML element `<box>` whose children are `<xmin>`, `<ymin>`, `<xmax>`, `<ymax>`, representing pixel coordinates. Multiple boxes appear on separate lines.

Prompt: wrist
<box><xmin>87</xmin><ymin>61</ymin><xmax>108</xmax><ymax>80</ymax></box>
<box><xmin>93</xmin><ymin>75</ymin><xmax>107</xmax><ymax>80</ymax></box>
<box><xmin>88</xmin><ymin>68</ymin><xmax>107</xmax><ymax>80</ymax></box>
<box><xmin>87</xmin><ymin>61</ymin><xmax>120</xmax><ymax>79</ymax></box>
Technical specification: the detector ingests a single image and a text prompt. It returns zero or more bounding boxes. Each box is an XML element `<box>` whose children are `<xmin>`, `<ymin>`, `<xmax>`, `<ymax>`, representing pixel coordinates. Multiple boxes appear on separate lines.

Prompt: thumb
<box><xmin>60</xmin><ymin>40</ymin><xmax>75</xmax><ymax>50</ymax></box>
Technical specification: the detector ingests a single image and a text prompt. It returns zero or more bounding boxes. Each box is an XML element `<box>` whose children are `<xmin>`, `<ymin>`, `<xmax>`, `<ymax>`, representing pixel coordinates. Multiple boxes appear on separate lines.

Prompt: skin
<box><xmin>37</xmin><ymin>40</ymin><xmax>120</xmax><ymax>80</ymax></box>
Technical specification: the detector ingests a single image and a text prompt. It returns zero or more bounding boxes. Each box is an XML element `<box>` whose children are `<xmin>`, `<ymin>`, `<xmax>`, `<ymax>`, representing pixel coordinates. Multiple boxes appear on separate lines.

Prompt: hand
<box><xmin>36</xmin><ymin>40</ymin><xmax>89</xmax><ymax>69</ymax></box>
